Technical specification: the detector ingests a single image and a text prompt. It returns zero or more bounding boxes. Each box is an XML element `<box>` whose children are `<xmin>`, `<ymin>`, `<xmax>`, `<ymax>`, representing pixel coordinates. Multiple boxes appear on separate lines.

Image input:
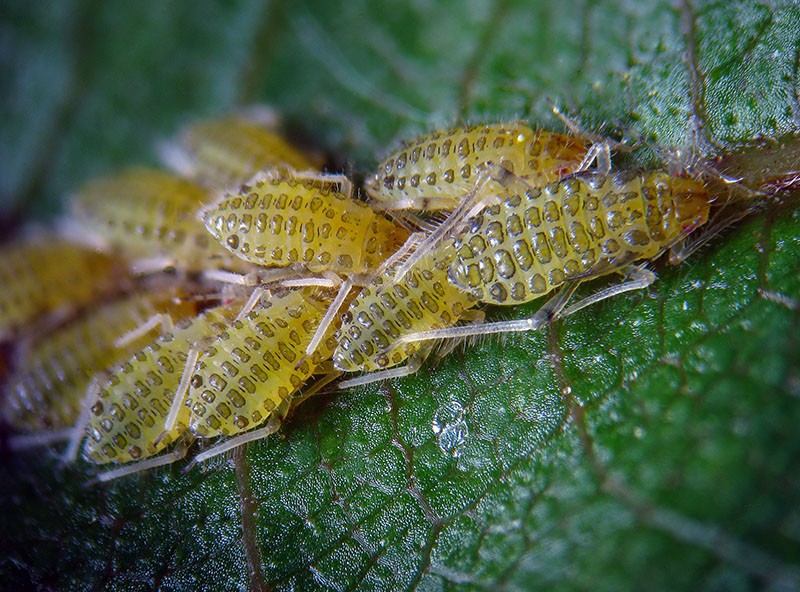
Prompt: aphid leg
<box><xmin>558</xmin><ymin>265</ymin><xmax>655</xmax><ymax>318</ymax></box>
<box><xmin>291</xmin><ymin>171</ymin><xmax>353</xmax><ymax>197</ymax></box>
<box><xmin>203</xmin><ymin>266</ymin><xmax>305</xmax><ymax>287</ymax></box>
<box><xmin>235</xmin><ymin>288</ymin><xmax>265</xmax><ymax>321</ymax></box>
<box><xmin>286</xmin><ymin>366</ymin><xmax>341</xmax><ymax>407</ymax></box>
<box><xmin>280</xmin><ymin>275</ymin><xmax>341</xmax><ymax>289</ymax></box>
<box><xmin>187</xmin><ymin>414</ymin><xmax>284</xmax><ymax>467</ymax></box>
<box><xmin>338</xmin><ymin>344</ymin><xmax>435</xmax><ymax>389</ymax></box>
<box><xmin>89</xmin><ymin>440</ymin><xmax>189</xmax><ymax>485</ymax></box>
<box><xmin>9</xmin><ymin>428</ymin><xmax>77</xmax><ymax>451</ymax></box>
<box><xmin>114</xmin><ymin>313</ymin><xmax>175</xmax><ymax>348</ymax></box>
<box><xmin>668</xmin><ymin>207</ymin><xmax>754</xmax><ymax>264</ymax></box>
<box><xmin>434</xmin><ymin>309</ymin><xmax>486</xmax><ymax>360</ymax></box>
<box><xmin>62</xmin><ymin>374</ymin><xmax>105</xmax><ymax>463</ymax></box>
<box><xmin>130</xmin><ymin>257</ymin><xmax>178</xmax><ymax>275</ymax></box>
<box><xmin>395</xmin><ymin>164</ymin><xmax>511</xmax><ymax>280</ymax></box>
<box><xmin>155</xmin><ymin>347</ymin><xmax>202</xmax><ymax>445</ymax></box>
<box><xmin>400</xmin><ymin>282</ymin><xmax>582</xmax><ymax>342</ymax></box>
<box><xmin>576</xmin><ymin>141</ymin><xmax>612</xmax><ymax>174</ymax></box>
<box><xmin>370</xmin><ymin>195</ymin><xmax>468</xmax><ymax>211</ymax></box>
<box><xmin>303</xmin><ymin>278</ymin><xmax>354</xmax><ymax>358</ymax></box>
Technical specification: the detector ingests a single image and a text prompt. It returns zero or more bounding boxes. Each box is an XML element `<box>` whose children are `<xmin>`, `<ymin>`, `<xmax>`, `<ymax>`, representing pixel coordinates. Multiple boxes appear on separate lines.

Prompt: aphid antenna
<box><xmin>234</xmin><ymin>287</ymin><xmax>266</xmax><ymax>322</ymax></box>
<box><xmin>393</xmin><ymin>164</ymin><xmax>511</xmax><ymax>281</ymax></box>
<box><xmin>89</xmin><ymin>440</ymin><xmax>190</xmax><ymax>485</ymax></box>
<box><xmin>546</xmin><ymin>99</ymin><xmax>632</xmax><ymax>154</ymax></box>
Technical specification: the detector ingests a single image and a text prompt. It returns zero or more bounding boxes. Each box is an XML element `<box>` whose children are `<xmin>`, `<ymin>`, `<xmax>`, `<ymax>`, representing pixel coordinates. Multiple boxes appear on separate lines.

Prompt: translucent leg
<box><xmin>370</xmin><ymin>195</ymin><xmax>468</xmax><ymax>211</ymax></box>
<box><xmin>187</xmin><ymin>415</ymin><xmax>283</xmax><ymax>467</ymax></box>
<box><xmin>401</xmin><ymin>265</ymin><xmax>655</xmax><ymax>342</ymax></box>
<box><xmin>89</xmin><ymin>440</ymin><xmax>189</xmax><ymax>485</ymax></box>
<box><xmin>235</xmin><ymin>288</ymin><xmax>265</xmax><ymax>322</ymax></box>
<box><xmin>114</xmin><ymin>313</ymin><xmax>174</xmax><ymax>348</ymax></box>
<box><xmin>9</xmin><ymin>428</ymin><xmax>76</xmax><ymax>451</ymax></box>
<box><xmin>337</xmin><ymin>345</ymin><xmax>434</xmax><ymax>389</ymax></box>
<box><xmin>202</xmin><ymin>266</ymin><xmax>307</xmax><ymax>287</ymax></box>
<box><xmin>291</xmin><ymin>171</ymin><xmax>353</xmax><ymax>198</ymax></box>
<box><xmin>130</xmin><ymin>257</ymin><xmax>177</xmax><ymax>275</ymax></box>
<box><xmin>62</xmin><ymin>374</ymin><xmax>104</xmax><ymax>463</ymax></box>
<box><xmin>434</xmin><ymin>309</ymin><xmax>485</xmax><ymax>360</ymax></box>
<box><xmin>304</xmin><ymin>278</ymin><xmax>354</xmax><ymax>357</ymax></box>
<box><xmin>668</xmin><ymin>207</ymin><xmax>754</xmax><ymax>264</ymax></box>
<box><xmin>155</xmin><ymin>347</ymin><xmax>202</xmax><ymax>444</ymax></box>
<box><xmin>287</xmin><ymin>369</ymin><xmax>342</xmax><ymax>407</ymax></box>
<box><xmin>394</xmin><ymin>165</ymin><xmax>510</xmax><ymax>281</ymax></box>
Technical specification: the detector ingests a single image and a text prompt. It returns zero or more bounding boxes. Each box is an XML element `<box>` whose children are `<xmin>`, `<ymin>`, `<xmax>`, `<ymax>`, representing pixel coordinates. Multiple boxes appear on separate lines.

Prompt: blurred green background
<box><xmin>1</xmin><ymin>1</ymin><xmax>799</xmax><ymax>590</ymax></box>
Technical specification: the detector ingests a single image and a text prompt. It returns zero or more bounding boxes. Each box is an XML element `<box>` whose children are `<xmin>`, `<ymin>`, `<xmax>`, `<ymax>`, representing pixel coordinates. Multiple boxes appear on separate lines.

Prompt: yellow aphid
<box><xmin>70</xmin><ymin>168</ymin><xmax>254</xmax><ymax>274</ymax></box>
<box><xmin>203</xmin><ymin>176</ymin><xmax>410</xmax><ymax>275</ymax></box>
<box><xmin>2</xmin><ymin>291</ymin><xmax>196</xmax><ymax>431</ymax></box>
<box><xmin>186</xmin><ymin>288</ymin><xmax>340</xmax><ymax>439</ymax></box>
<box><xmin>0</xmin><ymin>237</ymin><xmax>125</xmax><ymax>339</ymax></box>
<box><xmin>83</xmin><ymin>304</ymin><xmax>238</xmax><ymax>464</ymax></box>
<box><xmin>333</xmin><ymin>243</ymin><xmax>478</xmax><ymax>377</ymax></box>
<box><xmin>448</xmin><ymin>171</ymin><xmax>711</xmax><ymax>304</ymax></box>
<box><xmin>161</xmin><ymin>111</ymin><xmax>321</xmax><ymax>189</ymax></box>
<box><xmin>366</xmin><ymin>122</ymin><xmax>592</xmax><ymax>210</ymax></box>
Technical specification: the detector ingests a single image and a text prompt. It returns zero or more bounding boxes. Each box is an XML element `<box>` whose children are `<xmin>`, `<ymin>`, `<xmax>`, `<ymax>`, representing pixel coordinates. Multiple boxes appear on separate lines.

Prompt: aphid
<box><xmin>401</xmin><ymin>169</ymin><xmax>712</xmax><ymax>343</ymax></box>
<box><xmin>0</xmin><ymin>237</ymin><xmax>126</xmax><ymax>340</ymax></box>
<box><xmin>82</xmin><ymin>303</ymin><xmax>239</xmax><ymax>469</ymax></box>
<box><xmin>333</xmin><ymin>243</ymin><xmax>481</xmax><ymax>388</ymax></box>
<box><xmin>367</xmin><ymin>122</ymin><xmax>610</xmax><ymax>283</ymax></box>
<box><xmin>2</xmin><ymin>289</ymin><xmax>197</xmax><ymax>436</ymax></box>
<box><xmin>159</xmin><ymin>108</ymin><xmax>322</xmax><ymax>190</ymax></box>
<box><xmin>202</xmin><ymin>174</ymin><xmax>412</xmax><ymax>356</ymax></box>
<box><xmin>69</xmin><ymin>168</ymin><xmax>257</xmax><ymax>275</ymax></box>
<box><xmin>181</xmin><ymin>288</ymin><xmax>342</xmax><ymax>463</ymax></box>
<box><xmin>365</xmin><ymin>122</ymin><xmax>596</xmax><ymax>211</ymax></box>
<box><xmin>202</xmin><ymin>175</ymin><xmax>410</xmax><ymax>276</ymax></box>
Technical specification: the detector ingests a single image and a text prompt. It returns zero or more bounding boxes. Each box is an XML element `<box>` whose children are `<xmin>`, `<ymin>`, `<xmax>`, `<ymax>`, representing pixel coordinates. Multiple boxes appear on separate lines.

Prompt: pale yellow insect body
<box><xmin>186</xmin><ymin>288</ymin><xmax>340</xmax><ymax>439</ymax></box>
<box><xmin>449</xmin><ymin>171</ymin><xmax>712</xmax><ymax>304</ymax></box>
<box><xmin>83</xmin><ymin>304</ymin><xmax>238</xmax><ymax>464</ymax></box>
<box><xmin>162</xmin><ymin>111</ymin><xmax>321</xmax><ymax>189</ymax></box>
<box><xmin>203</xmin><ymin>177</ymin><xmax>410</xmax><ymax>275</ymax></box>
<box><xmin>366</xmin><ymin>122</ymin><xmax>592</xmax><ymax>210</ymax></box>
<box><xmin>0</xmin><ymin>237</ymin><xmax>125</xmax><ymax>339</ymax></box>
<box><xmin>2</xmin><ymin>291</ymin><xmax>196</xmax><ymax>432</ymax></box>
<box><xmin>70</xmin><ymin>168</ymin><xmax>254</xmax><ymax>274</ymax></box>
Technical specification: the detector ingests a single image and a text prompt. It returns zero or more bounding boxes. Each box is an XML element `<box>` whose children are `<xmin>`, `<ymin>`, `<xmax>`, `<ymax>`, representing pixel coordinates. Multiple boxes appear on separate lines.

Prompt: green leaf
<box><xmin>2</xmin><ymin>1</ymin><xmax>800</xmax><ymax>590</ymax></box>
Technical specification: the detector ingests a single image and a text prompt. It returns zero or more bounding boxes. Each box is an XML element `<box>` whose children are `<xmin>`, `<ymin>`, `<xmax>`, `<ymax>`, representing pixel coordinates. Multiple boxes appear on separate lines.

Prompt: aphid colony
<box><xmin>0</xmin><ymin>109</ymin><xmax>734</xmax><ymax>480</ymax></box>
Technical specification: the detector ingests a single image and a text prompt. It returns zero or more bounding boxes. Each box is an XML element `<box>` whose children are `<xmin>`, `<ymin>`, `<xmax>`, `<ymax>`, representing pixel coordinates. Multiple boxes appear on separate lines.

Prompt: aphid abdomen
<box><xmin>165</xmin><ymin>113</ymin><xmax>320</xmax><ymax>189</ymax></box>
<box><xmin>448</xmin><ymin>171</ymin><xmax>712</xmax><ymax>304</ymax></box>
<box><xmin>333</xmin><ymin>244</ymin><xmax>479</xmax><ymax>373</ymax></box>
<box><xmin>0</xmin><ymin>238</ymin><xmax>124</xmax><ymax>338</ymax></box>
<box><xmin>83</xmin><ymin>305</ymin><xmax>238</xmax><ymax>464</ymax></box>
<box><xmin>2</xmin><ymin>292</ymin><xmax>196</xmax><ymax>432</ymax></box>
<box><xmin>204</xmin><ymin>178</ymin><xmax>408</xmax><ymax>274</ymax></box>
<box><xmin>70</xmin><ymin>168</ymin><xmax>252</xmax><ymax>273</ymax></box>
<box><xmin>187</xmin><ymin>289</ymin><xmax>338</xmax><ymax>438</ymax></box>
<box><xmin>366</xmin><ymin>123</ymin><xmax>590</xmax><ymax>209</ymax></box>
